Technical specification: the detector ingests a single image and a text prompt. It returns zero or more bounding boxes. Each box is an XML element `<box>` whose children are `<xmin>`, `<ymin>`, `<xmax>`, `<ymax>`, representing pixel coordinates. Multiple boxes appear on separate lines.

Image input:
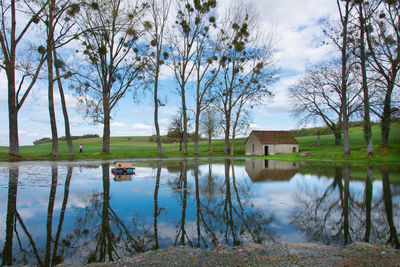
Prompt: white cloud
<box><xmin>111</xmin><ymin>122</ymin><xmax>128</xmax><ymax>128</ymax></box>
<box><xmin>132</xmin><ymin>107</ymin><xmax>152</xmax><ymax>114</ymax></box>
<box><xmin>159</xmin><ymin>64</ymin><xmax>175</xmax><ymax>81</ymax></box>
<box><xmin>129</xmin><ymin>123</ymin><xmax>153</xmax><ymax>136</ymax></box>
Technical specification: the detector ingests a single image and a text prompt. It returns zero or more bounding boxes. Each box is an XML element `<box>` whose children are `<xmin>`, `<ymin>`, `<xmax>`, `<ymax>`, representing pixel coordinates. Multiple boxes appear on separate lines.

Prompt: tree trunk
<box><xmin>359</xmin><ymin>3</ymin><xmax>372</xmax><ymax>157</ymax></box>
<box><xmin>47</xmin><ymin>1</ymin><xmax>58</xmax><ymax>157</ymax></box>
<box><xmin>224</xmin><ymin>127</ymin><xmax>230</xmax><ymax>154</ymax></box>
<box><xmin>224</xmin><ymin>111</ymin><xmax>230</xmax><ymax>154</ymax></box>
<box><xmin>343</xmin><ymin>121</ymin><xmax>350</xmax><ymax>156</ymax></box>
<box><xmin>7</xmin><ymin>1</ymin><xmax>19</xmax><ymax>157</ymax></box>
<box><xmin>154</xmin><ymin>69</ymin><xmax>162</xmax><ymax>156</ymax></box>
<box><xmin>334</xmin><ymin>131</ymin><xmax>342</xmax><ymax>145</ymax></box>
<box><xmin>102</xmin><ymin>106</ymin><xmax>111</xmax><ymax>154</ymax></box>
<box><xmin>230</xmin><ymin>138</ymin><xmax>235</xmax><ymax>157</ymax></box>
<box><xmin>181</xmin><ymin>86</ymin><xmax>188</xmax><ymax>155</ymax></box>
<box><xmin>194</xmin><ymin>109</ymin><xmax>200</xmax><ymax>155</ymax></box>
<box><xmin>230</xmin><ymin>126</ymin><xmax>236</xmax><ymax>157</ymax></box>
<box><xmin>7</xmin><ymin>66</ymin><xmax>19</xmax><ymax>157</ymax></box>
<box><xmin>380</xmin><ymin>84</ymin><xmax>393</xmax><ymax>155</ymax></box>
<box><xmin>208</xmin><ymin>136</ymin><xmax>212</xmax><ymax>153</ymax></box>
<box><xmin>2</xmin><ymin>166</ymin><xmax>19</xmax><ymax>266</ymax></box>
<box><xmin>340</xmin><ymin>0</ymin><xmax>351</xmax><ymax>157</ymax></box>
<box><xmin>54</xmin><ymin>49</ymin><xmax>74</xmax><ymax>156</ymax></box>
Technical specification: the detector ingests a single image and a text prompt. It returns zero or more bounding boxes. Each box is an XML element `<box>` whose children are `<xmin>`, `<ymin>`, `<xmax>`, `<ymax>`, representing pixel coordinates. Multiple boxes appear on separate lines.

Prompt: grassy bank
<box><xmin>0</xmin><ymin>136</ymin><xmax>245</xmax><ymax>161</ymax></box>
<box><xmin>270</xmin><ymin>123</ymin><xmax>400</xmax><ymax>164</ymax></box>
<box><xmin>0</xmin><ymin>123</ymin><xmax>399</xmax><ymax>163</ymax></box>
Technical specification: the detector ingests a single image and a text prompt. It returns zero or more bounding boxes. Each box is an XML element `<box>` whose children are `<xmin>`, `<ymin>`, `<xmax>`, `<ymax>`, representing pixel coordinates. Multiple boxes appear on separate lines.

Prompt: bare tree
<box><xmin>215</xmin><ymin>1</ymin><xmax>276</xmax><ymax>155</ymax></box>
<box><xmin>290</xmin><ymin>62</ymin><xmax>363</xmax><ymax>145</ymax></box>
<box><xmin>143</xmin><ymin>0</ymin><xmax>172</xmax><ymax>156</ymax></box>
<box><xmin>74</xmin><ymin>0</ymin><xmax>146</xmax><ymax>153</ymax></box>
<box><xmin>167</xmin><ymin>109</ymin><xmax>187</xmax><ymax>151</ymax></box>
<box><xmin>323</xmin><ymin>0</ymin><xmax>356</xmax><ymax>155</ymax></box>
<box><xmin>338</xmin><ymin>0</ymin><xmax>354</xmax><ymax>156</ymax></box>
<box><xmin>191</xmin><ymin>1</ymin><xmax>220</xmax><ymax>155</ymax></box>
<box><xmin>34</xmin><ymin>0</ymin><xmax>80</xmax><ymax>156</ymax></box>
<box><xmin>352</xmin><ymin>0</ymin><xmax>378</xmax><ymax>157</ymax></box>
<box><xmin>200</xmin><ymin>106</ymin><xmax>221</xmax><ymax>153</ymax></box>
<box><xmin>169</xmin><ymin>0</ymin><xmax>217</xmax><ymax>155</ymax></box>
<box><xmin>365</xmin><ymin>0</ymin><xmax>400</xmax><ymax>155</ymax></box>
<box><xmin>0</xmin><ymin>1</ymin><xmax>48</xmax><ymax>156</ymax></box>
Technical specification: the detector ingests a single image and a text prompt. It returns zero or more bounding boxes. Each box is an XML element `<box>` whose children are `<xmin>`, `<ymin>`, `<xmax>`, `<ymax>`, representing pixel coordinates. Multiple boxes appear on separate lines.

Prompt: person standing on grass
<box><xmin>80</xmin><ymin>144</ymin><xmax>83</xmax><ymax>153</ymax></box>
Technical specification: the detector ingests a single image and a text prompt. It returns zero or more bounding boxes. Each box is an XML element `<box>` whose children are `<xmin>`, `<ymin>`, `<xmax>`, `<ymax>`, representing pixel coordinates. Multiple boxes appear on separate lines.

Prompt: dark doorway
<box><xmin>264</xmin><ymin>146</ymin><xmax>269</xmax><ymax>156</ymax></box>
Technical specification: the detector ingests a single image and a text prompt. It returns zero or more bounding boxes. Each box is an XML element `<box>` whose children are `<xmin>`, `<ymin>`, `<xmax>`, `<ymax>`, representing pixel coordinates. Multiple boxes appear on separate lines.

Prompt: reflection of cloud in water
<box><xmin>130</xmin><ymin>185</ymin><xmax>152</xmax><ymax>196</ymax></box>
<box><xmin>15</xmin><ymin>189</ymin><xmax>97</xmax><ymax>221</ymax></box>
<box><xmin>157</xmin><ymin>222</ymin><xmax>181</xmax><ymax>240</ymax></box>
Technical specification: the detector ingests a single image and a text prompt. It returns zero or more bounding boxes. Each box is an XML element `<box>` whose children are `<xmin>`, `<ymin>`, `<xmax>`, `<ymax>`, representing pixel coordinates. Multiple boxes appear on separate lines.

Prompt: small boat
<box><xmin>111</xmin><ymin>167</ymin><xmax>135</xmax><ymax>175</ymax></box>
<box><xmin>111</xmin><ymin>161</ymin><xmax>135</xmax><ymax>175</ymax></box>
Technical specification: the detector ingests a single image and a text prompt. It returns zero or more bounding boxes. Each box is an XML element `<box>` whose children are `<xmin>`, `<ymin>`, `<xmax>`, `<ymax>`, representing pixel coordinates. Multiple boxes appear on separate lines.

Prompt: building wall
<box><xmin>273</xmin><ymin>144</ymin><xmax>299</xmax><ymax>155</ymax></box>
<box><xmin>245</xmin><ymin>133</ymin><xmax>264</xmax><ymax>155</ymax></box>
<box><xmin>245</xmin><ymin>135</ymin><xmax>299</xmax><ymax>156</ymax></box>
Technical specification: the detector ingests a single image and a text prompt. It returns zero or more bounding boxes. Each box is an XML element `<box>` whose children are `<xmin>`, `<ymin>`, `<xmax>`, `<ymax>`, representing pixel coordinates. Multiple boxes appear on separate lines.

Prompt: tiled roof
<box><xmin>249</xmin><ymin>130</ymin><xmax>299</xmax><ymax>145</ymax></box>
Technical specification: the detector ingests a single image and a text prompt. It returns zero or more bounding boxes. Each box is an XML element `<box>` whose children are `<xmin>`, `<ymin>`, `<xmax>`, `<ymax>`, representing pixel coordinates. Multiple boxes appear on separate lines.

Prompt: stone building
<box><xmin>245</xmin><ymin>130</ymin><xmax>299</xmax><ymax>156</ymax></box>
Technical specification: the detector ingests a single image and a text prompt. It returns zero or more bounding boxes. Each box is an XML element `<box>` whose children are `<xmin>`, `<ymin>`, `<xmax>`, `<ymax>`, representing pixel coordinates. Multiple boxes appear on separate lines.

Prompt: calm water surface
<box><xmin>0</xmin><ymin>159</ymin><xmax>399</xmax><ymax>266</ymax></box>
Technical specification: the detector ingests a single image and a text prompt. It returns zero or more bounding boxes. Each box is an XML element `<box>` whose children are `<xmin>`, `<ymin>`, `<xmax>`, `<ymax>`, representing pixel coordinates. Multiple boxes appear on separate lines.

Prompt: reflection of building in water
<box><xmin>245</xmin><ymin>159</ymin><xmax>298</xmax><ymax>182</ymax></box>
<box><xmin>113</xmin><ymin>175</ymin><xmax>132</xmax><ymax>181</ymax></box>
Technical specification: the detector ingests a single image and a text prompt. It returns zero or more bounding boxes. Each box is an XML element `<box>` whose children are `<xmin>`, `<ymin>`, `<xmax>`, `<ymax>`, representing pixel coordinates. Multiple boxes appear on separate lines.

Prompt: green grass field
<box><xmin>0</xmin><ymin>123</ymin><xmax>399</xmax><ymax>163</ymax></box>
<box><xmin>270</xmin><ymin>123</ymin><xmax>400</xmax><ymax>163</ymax></box>
<box><xmin>0</xmin><ymin>135</ymin><xmax>244</xmax><ymax>161</ymax></box>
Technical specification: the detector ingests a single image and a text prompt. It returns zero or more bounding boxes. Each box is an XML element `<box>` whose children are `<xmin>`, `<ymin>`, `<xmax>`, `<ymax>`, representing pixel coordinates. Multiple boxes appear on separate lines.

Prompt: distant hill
<box><xmin>290</xmin><ymin>120</ymin><xmax>398</xmax><ymax>137</ymax></box>
<box><xmin>33</xmin><ymin>134</ymin><xmax>100</xmax><ymax>145</ymax></box>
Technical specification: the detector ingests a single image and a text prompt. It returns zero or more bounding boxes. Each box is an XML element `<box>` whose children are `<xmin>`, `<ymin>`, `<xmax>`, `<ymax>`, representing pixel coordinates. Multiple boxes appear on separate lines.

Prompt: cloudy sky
<box><xmin>0</xmin><ymin>0</ymin><xmax>339</xmax><ymax>146</ymax></box>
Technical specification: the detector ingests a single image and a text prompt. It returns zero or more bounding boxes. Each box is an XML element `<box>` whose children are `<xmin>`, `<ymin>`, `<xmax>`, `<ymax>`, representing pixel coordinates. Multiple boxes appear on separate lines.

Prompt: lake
<box><xmin>0</xmin><ymin>158</ymin><xmax>399</xmax><ymax>266</ymax></box>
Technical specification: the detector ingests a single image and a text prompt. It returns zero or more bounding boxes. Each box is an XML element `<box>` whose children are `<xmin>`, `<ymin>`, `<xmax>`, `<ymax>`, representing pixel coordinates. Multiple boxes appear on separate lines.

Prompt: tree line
<box><xmin>1</xmin><ymin>0</ymin><xmax>277</xmax><ymax>157</ymax></box>
<box><xmin>290</xmin><ymin>0</ymin><xmax>400</xmax><ymax>157</ymax></box>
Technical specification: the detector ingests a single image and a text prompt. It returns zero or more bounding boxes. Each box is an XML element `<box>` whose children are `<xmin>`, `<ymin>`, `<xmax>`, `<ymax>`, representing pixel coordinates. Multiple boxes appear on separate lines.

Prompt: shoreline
<box><xmin>59</xmin><ymin>242</ymin><xmax>400</xmax><ymax>266</ymax></box>
<box><xmin>0</xmin><ymin>154</ymin><xmax>399</xmax><ymax>165</ymax></box>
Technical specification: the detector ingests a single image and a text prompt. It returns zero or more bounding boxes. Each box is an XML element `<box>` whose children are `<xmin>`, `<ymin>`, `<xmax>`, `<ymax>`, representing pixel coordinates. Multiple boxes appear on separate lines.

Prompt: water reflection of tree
<box><xmin>290</xmin><ymin>165</ymin><xmax>400</xmax><ymax>247</ymax></box>
<box><xmin>152</xmin><ymin>160</ymin><xmax>162</xmax><ymax>249</ymax></box>
<box><xmin>2</xmin><ymin>165</ymin><xmax>73</xmax><ymax>266</ymax></box>
<box><xmin>219</xmin><ymin>159</ymin><xmax>275</xmax><ymax>245</ymax></box>
<box><xmin>197</xmin><ymin>159</ymin><xmax>274</xmax><ymax>246</ymax></box>
<box><xmin>2</xmin><ymin>166</ymin><xmax>19</xmax><ymax>266</ymax></box>
<box><xmin>65</xmin><ymin>163</ymin><xmax>151</xmax><ymax>264</ymax></box>
<box><xmin>381</xmin><ymin>166</ymin><xmax>400</xmax><ymax>248</ymax></box>
<box><xmin>170</xmin><ymin>160</ymin><xmax>189</xmax><ymax>246</ymax></box>
<box><xmin>165</xmin><ymin>159</ymin><xmax>275</xmax><ymax>248</ymax></box>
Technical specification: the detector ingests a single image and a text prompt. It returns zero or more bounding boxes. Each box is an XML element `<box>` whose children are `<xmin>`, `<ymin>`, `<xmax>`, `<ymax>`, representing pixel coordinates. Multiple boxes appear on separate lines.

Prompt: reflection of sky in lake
<box><xmin>0</xmin><ymin>159</ymin><xmax>399</xmax><ymax>265</ymax></box>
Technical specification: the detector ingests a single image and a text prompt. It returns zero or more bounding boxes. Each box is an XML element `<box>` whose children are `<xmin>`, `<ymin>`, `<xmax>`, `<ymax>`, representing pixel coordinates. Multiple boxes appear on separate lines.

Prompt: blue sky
<box><xmin>0</xmin><ymin>0</ymin><xmax>338</xmax><ymax>146</ymax></box>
